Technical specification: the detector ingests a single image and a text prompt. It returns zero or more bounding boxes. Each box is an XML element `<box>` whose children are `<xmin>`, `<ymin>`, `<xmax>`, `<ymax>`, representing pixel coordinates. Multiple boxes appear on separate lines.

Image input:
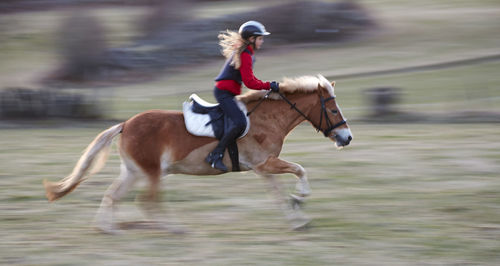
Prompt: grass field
<box><xmin>1</xmin><ymin>123</ymin><xmax>499</xmax><ymax>265</ymax></box>
<box><xmin>1</xmin><ymin>0</ymin><xmax>500</xmax><ymax>265</ymax></box>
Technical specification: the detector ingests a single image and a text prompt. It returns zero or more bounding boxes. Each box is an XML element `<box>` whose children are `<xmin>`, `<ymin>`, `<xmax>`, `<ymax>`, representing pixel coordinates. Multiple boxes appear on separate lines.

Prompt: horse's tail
<box><xmin>44</xmin><ymin>123</ymin><xmax>124</xmax><ymax>202</ymax></box>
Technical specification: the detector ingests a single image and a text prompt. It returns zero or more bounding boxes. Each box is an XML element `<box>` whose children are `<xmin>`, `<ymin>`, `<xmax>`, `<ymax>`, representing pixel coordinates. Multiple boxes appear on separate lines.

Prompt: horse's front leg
<box><xmin>255</xmin><ymin>156</ymin><xmax>312</xmax><ymax>230</ymax></box>
<box><xmin>255</xmin><ymin>156</ymin><xmax>311</xmax><ymax>198</ymax></box>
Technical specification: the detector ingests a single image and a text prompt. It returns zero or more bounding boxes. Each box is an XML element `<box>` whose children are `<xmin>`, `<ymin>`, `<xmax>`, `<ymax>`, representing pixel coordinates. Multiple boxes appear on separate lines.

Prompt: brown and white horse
<box><xmin>44</xmin><ymin>74</ymin><xmax>352</xmax><ymax>233</ymax></box>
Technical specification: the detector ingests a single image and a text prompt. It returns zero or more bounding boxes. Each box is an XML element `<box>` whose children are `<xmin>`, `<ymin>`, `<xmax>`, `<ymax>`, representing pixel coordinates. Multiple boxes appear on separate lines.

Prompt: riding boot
<box><xmin>205</xmin><ymin>151</ymin><xmax>228</xmax><ymax>172</ymax></box>
<box><xmin>205</xmin><ymin>125</ymin><xmax>243</xmax><ymax>172</ymax></box>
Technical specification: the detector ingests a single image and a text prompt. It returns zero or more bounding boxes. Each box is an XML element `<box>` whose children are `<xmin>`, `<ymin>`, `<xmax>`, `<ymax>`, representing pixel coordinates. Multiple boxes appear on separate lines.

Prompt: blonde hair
<box><xmin>218</xmin><ymin>30</ymin><xmax>249</xmax><ymax>69</ymax></box>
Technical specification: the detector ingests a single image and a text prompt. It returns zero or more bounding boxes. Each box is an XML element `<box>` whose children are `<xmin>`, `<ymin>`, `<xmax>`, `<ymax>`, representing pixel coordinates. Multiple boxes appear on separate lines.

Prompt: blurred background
<box><xmin>1</xmin><ymin>0</ymin><xmax>499</xmax><ymax>265</ymax></box>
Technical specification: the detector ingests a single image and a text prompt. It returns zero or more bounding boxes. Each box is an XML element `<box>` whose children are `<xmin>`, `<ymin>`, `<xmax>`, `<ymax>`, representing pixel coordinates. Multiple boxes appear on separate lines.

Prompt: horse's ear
<box><xmin>331</xmin><ymin>81</ymin><xmax>336</xmax><ymax>87</ymax></box>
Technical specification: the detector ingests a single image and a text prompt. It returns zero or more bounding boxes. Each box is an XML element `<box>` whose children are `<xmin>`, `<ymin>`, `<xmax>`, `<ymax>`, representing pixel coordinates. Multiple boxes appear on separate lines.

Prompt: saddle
<box><xmin>182</xmin><ymin>94</ymin><xmax>250</xmax><ymax>171</ymax></box>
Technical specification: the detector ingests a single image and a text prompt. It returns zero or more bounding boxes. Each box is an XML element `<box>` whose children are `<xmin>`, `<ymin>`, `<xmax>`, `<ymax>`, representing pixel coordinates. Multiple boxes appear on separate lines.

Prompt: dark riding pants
<box><xmin>212</xmin><ymin>88</ymin><xmax>246</xmax><ymax>154</ymax></box>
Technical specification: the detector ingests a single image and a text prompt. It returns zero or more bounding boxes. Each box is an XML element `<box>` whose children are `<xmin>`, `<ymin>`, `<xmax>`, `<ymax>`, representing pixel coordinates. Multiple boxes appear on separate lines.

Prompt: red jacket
<box><xmin>215</xmin><ymin>45</ymin><xmax>270</xmax><ymax>95</ymax></box>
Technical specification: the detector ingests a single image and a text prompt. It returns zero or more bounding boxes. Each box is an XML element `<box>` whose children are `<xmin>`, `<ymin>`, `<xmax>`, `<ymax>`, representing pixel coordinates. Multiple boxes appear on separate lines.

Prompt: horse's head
<box><xmin>310</xmin><ymin>75</ymin><xmax>352</xmax><ymax>148</ymax></box>
<box><xmin>243</xmin><ymin>74</ymin><xmax>353</xmax><ymax>147</ymax></box>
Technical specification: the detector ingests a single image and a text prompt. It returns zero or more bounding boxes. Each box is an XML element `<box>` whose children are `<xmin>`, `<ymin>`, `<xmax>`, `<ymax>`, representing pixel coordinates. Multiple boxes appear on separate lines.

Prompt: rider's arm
<box><xmin>239</xmin><ymin>52</ymin><xmax>270</xmax><ymax>90</ymax></box>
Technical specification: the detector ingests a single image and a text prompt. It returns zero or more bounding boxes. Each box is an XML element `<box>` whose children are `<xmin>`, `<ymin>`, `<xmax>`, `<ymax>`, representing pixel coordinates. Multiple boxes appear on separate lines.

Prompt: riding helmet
<box><xmin>238</xmin><ymin>21</ymin><xmax>270</xmax><ymax>40</ymax></box>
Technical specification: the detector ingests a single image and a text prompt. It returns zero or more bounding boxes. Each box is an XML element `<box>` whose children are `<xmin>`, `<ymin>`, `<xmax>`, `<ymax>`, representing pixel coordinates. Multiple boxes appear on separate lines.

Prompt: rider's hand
<box><xmin>270</xmin><ymin>81</ymin><xmax>279</xmax><ymax>92</ymax></box>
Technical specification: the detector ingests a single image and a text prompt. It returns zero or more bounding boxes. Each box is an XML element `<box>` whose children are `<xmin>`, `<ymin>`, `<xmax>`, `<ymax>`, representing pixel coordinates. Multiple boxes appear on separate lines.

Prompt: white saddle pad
<box><xmin>183</xmin><ymin>94</ymin><xmax>250</xmax><ymax>138</ymax></box>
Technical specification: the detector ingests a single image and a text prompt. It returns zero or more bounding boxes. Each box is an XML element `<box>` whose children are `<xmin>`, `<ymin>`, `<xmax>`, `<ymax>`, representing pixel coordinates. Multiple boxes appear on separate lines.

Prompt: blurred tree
<box><xmin>140</xmin><ymin>0</ymin><xmax>194</xmax><ymax>38</ymax></box>
<box><xmin>51</xmin><ymin>10</ymin><xmax>107</xmax><ymax>82</ymax></box>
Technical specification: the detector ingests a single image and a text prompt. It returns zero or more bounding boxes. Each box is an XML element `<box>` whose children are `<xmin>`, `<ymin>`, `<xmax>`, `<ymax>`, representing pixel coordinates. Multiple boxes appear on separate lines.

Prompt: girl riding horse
<box><xmin>43</xmin><ymin>21</ymin><xmax>353</xmax><ymax>233</ymax></box>
<box><xmin>206</xmin><ymin>21</ymin><xmax>280</xmax><ymax>172</ymax></box>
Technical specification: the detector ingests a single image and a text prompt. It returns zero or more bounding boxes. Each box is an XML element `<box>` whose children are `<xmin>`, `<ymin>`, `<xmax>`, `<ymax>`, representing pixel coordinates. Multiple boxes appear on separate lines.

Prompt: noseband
<box><xmin>247</xmin><ymin>90</ymin><xmax>346</xmax><ymax>137</ymax></box>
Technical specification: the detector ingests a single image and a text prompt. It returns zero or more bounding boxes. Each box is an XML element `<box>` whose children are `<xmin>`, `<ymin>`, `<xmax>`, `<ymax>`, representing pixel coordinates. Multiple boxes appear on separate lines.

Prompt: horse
<box><xmin>43</xmin><ymin>74</ymin><xmax>352</xmax><ymax>233</ymax></box>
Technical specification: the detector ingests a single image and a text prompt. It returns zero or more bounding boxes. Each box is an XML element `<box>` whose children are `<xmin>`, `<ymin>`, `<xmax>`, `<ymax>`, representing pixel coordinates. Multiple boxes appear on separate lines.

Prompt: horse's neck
<box><xmin>251</xmin><ymin>92</ymin><xmax>317</xmax><ymax>137</ymax></box>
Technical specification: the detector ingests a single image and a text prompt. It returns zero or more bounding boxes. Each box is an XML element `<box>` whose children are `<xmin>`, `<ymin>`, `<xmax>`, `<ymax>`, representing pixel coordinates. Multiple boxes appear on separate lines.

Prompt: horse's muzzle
<box><xmin>338</xmin><ymin>135</ymin><xmax>352</xmax><ymax>146</ymax></box>
<box><xmin>334</xmin><ymin>128</ymin><xmax>353</xmax><ymax>147</ymax></box>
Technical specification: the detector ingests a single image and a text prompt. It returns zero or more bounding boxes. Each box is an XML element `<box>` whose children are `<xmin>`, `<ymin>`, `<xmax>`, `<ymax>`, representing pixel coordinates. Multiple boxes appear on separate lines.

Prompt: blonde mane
<box><xmin>237</xmin><ymin>74</ymin><xmax>335</xmax><ymax>103</ymax></box>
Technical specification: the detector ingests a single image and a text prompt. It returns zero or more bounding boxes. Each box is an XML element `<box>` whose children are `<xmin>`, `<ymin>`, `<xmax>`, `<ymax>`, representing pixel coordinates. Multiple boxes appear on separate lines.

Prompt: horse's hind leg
<box><xmin>136</xmin><ymin>174</ymin><xmax>185</xmax><ymax>234</ymax></box>
<box><xmin>137</xmin><ymin>177</ymin><xmax>161</xmax><ymax>218</ymax></box>
<box><xmin>136</xmin><ymin>176</ymin><xmax>166</xmax><ymax>227</ymax></box>
<box><xmin>94</xmin><ymin>163</ymin><xmax>139</xmax><ymax>234</ymax></box>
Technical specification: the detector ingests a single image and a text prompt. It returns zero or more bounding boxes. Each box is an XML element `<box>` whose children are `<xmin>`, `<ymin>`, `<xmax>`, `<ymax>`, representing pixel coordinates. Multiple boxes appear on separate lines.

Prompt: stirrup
<box><xmin>205</xmin><ymin>152</ymin><xmax>228</xmax><ymax>172</ymax></box>
<box><xmin>211</xmin><ymin>159</ymin><xmax>228</xmax><ymax>172</ymax></box>
<box><xmin>205</xmin><ymin>152</ymin><xmax>221</xmax><ymax>164</ymax></box>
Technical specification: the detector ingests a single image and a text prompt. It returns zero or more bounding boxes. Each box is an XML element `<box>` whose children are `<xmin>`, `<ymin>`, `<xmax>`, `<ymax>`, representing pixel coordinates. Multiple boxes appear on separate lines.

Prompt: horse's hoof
<box><xmin>290</xmin><ymin>194</ymin><xmax>306</xmax><ymax>210</ymax></box>
<box><xmin>169</xmin><ymin>226</ymin><xmax>188</xmax><ymax>235</ymax></box>
<box><xmin>291</xmin><ymin>218</ymin><xmax>312</xmax><ymax>231</ymax></box>
<box><xmin>151</xmin><ymin>222</ymin><xmax>188</xmax><ymax>235</ymax></box>
<box><xmin>94</xmin><ymin>225</ymin><xmax>121</xmax><ymax>235</ymax></box>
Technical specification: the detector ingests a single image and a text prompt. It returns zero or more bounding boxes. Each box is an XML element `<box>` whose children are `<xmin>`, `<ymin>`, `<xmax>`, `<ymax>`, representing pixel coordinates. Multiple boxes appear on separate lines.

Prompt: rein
<box><xmin>246</xmin><ymin>90</ymin><xmax>272</xmax><ymax>116</ymax></box>
<box><xmin>247</xmin><ymin>90</ymin><xmax>346</xmax><ymax>137</ymax></box>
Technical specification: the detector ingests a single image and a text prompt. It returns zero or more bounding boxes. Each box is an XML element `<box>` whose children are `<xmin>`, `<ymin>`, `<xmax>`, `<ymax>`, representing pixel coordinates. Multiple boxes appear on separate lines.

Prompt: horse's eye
<box><xmin>330</xmin><ymin>109</ymin><xmax>338</xmax><ymax>115</ymax></box>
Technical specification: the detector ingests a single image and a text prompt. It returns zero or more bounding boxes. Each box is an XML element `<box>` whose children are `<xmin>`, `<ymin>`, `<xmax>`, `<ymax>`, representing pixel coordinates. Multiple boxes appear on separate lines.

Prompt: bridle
<box><xmin>247</xmin><ymin>90</ymin><xmax>347</xmax><ymax>137</ymax></box>
<box><xmin>279</xmin><ymin>91</ymin><xmax>346</xmax><ymax>137</ymax></box>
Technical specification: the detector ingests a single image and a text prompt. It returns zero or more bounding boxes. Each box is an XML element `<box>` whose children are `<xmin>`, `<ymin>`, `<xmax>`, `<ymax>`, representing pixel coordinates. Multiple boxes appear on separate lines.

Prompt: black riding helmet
<box><xmin>238</xmin><ymin>21</ymin><xmax>270</xmax><ymax>40</ymax></box>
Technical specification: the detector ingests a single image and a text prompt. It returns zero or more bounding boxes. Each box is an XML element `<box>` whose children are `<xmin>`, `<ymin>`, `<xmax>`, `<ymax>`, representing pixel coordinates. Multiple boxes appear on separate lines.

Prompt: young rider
<box><xmin>205</xmin><ymin>21</ymin><xmax>280</xmax><ymax>172</ymax></box>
